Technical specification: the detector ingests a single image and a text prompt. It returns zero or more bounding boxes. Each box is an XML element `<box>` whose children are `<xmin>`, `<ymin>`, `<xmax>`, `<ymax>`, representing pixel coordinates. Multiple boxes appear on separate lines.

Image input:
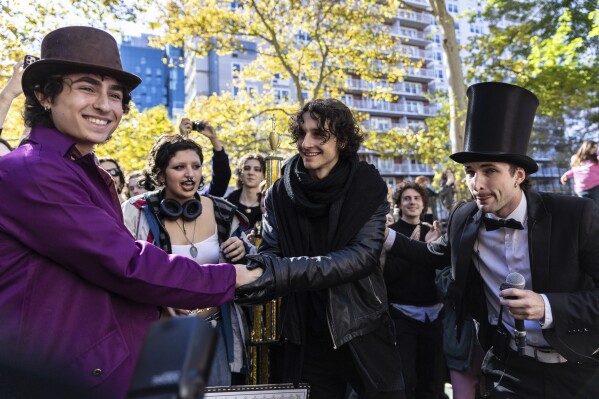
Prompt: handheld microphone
<box><xmin>500</xmin><ymin>272</ymin><xmax>526</xmax><ymax>356</ymax></box>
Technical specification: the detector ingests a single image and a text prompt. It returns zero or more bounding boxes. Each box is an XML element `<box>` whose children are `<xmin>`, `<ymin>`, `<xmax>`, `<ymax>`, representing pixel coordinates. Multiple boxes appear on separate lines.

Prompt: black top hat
<box><xmin>450</xmin><ymin>82</ymin><xmax>539</xmax><ymax>174</ymax></box>
<box><xmin>22</xmin><ymin>26</ymin><xmax>141</xmax><ymax>95</ymax></box>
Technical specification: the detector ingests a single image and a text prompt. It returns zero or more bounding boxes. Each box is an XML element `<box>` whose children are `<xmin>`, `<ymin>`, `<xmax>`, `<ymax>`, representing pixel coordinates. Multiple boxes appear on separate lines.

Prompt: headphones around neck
<box><xmin>160</xmin><ymin>198</ymin><xmax>203</xmax><ymax>221</ymax></box>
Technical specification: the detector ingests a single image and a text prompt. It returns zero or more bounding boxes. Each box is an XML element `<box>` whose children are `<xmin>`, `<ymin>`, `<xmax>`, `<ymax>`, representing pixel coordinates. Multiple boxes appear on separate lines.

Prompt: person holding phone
<box><xmin>0</xmin><ymin>60</ymin><xmax>25</xmax><ymax>138</ymax></box>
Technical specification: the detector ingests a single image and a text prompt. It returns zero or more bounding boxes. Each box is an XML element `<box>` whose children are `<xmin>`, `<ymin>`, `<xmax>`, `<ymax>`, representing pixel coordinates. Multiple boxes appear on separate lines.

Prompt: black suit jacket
<box><xmin>390</xmin><ymin>190</ymin><xmax>599</xmax><ymax>366</ymax></box>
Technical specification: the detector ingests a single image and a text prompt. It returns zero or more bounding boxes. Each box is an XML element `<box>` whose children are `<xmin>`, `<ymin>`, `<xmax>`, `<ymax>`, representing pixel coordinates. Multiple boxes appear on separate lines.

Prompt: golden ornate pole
<box><xmin>247</xmin><ymin>117</ymin><xmax>284</xmax><ymax>385</ymax></box>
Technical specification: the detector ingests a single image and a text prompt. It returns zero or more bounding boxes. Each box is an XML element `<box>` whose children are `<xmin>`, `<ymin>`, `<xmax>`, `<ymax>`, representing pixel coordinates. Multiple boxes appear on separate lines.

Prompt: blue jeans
<box><xmin>578</xmin><ymin>185</ymin><xmax>599</xmax><ymax>206</ymax></box>
<box><xmin>206</xmin><ymin>320</ymin><xmax>231</xmax><ymax>387</ymax></box>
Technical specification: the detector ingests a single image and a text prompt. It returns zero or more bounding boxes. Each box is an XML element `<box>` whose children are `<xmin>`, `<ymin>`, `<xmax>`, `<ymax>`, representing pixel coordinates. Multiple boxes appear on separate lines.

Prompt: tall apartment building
<box><xmin>119</xmin><ymin>34</ymin><xmax>185</xmax><ymax>118</ymax></box>
<box><xmin>352</xmin><ymin>0</ymin><xmax>438</xmax><ymax>190</ymax></box>
<box><xmin>183</xmin><ymin>0</ymin><xmax>438</xmax><ymax>184</ymax></box>
<box><xmin>182</xmin><ymin>0</ymin><xmax>571</xmax><ymax>211</ymax></box>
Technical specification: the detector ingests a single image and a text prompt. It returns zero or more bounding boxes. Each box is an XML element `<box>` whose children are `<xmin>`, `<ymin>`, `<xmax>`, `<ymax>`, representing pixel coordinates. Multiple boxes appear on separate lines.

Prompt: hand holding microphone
<box><xmin>500</xmin><ymin>272</ymin><xmax>527</xmax><ymax>356</ymax></box>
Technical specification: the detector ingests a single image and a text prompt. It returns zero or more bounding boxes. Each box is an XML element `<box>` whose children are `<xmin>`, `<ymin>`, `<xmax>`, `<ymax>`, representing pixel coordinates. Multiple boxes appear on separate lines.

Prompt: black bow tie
<box><xmin>482</xmin><ymin>217</ymin><xmax>524</xmax><ymax>231</ymax></box>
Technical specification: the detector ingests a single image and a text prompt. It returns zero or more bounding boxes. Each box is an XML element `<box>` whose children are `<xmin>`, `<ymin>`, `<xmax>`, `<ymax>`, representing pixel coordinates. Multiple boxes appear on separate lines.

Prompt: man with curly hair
<box><xmin>237</xmin><ymin>98</ymin><xmax>405</xmax><ymax>398</ymax></box>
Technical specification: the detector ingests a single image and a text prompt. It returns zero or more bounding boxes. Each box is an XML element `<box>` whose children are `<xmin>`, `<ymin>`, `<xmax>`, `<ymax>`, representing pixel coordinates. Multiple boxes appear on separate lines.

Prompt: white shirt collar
<box><xmin>486</xmin><ymin>191</ymin><xmax>528</xmax><ymax>227</ymax></box>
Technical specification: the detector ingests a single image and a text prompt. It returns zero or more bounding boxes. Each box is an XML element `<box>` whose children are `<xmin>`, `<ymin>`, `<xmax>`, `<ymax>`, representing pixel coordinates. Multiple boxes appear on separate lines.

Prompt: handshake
<box><xmin>233</xmin><ymin>255</ymin><xmax>277</xmax><ymax>305</ymax></box>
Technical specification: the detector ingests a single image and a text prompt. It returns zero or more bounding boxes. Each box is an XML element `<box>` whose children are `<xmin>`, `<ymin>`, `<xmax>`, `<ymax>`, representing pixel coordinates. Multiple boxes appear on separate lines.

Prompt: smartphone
<box><xmin>24</xmin><ymin>55</ymin><xmax>41</xmax><ymax>67</ymax></box>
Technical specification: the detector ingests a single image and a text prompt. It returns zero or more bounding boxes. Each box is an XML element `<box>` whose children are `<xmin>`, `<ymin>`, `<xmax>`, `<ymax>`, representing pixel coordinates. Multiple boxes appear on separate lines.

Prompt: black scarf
<box><xmin>283</xmin><ymin>153</ymin><xmax>357</xmax><ymax>218</ymax></box>
<box><xmin>269</xmin><ymin>153</ymin><xmax>388</xmax><ymax>382</ymax></box>
<box><xmin>273</xmin><ymin>153</ymin><xmax>387</xmax><ymax>257</ymax></box>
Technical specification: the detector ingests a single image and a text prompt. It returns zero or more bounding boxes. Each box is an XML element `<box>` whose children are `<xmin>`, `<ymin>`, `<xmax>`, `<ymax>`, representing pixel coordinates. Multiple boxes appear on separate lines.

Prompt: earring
<box><xmin>514</xmin><ymin>181</ymin><xmax>518</xmax><ymax>188</ymax></box>
<box><xmin>44</xmin><ymin>106</ymin><xmax>50</xmax><ymax>112</ymax></box>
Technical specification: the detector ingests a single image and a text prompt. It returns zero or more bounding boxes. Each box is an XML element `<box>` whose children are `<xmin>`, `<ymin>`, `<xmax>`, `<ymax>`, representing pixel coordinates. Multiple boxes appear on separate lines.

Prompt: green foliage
<box><xmin>477</xmin><ymin>0</ymin><xmax>598</xmax><ymax>51</ymax></box>
<box><xmin>468</xmin><ymin>8</ymin><xmax>599</xmax><ymax>138</ymax></box>
<box><xmin>151</xmin><ymin>0</ymin><xmax>422</xmax><ymax>165</ymax></box>
<box><xmin>1</xmin><ymin>0</ymin><xmax>151</xmax><ymax>77</ymax></box>
<box><xmin>96</xmin><ymin>104</ymin><xmax>175</xmax><ymax>173</ymax></box>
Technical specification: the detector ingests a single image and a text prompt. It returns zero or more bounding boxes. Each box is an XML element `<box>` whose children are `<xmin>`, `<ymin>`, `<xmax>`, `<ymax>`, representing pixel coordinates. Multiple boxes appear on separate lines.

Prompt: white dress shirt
<box><xmin>474</xmin><ymin>194</ymin><xmax>553</xmax><ymax>347</ymax></box>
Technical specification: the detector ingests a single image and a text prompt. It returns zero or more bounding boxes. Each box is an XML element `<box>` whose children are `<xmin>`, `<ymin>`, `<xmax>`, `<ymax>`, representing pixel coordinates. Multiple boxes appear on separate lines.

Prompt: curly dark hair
<box><xmin>393</xmin><ymin>180</ymin><xmax>429</xmax><ymax>213</ymax></box>
<box><xmin>23</xmin><ymin>72</ymin><xmax>132</xmax><ymax>129</ymax></box>
<box><xmin>289</xmin><ymin>98</ymin><xmax>363</xmax><ymax>158</ymax></box>
<box><xmin>140</xmin><ymin>134</ymin><xmax>205</xmax><ymax>191</ymax></box>
<box><xmin>236</xmin><ymin>153</ymin><xmax>266</xmax><ymax>189</ymax></box>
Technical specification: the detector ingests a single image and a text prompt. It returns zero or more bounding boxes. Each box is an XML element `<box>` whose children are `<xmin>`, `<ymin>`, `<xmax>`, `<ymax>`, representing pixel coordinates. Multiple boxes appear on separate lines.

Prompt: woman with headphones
<box><xmin>122</xmin><ymin>134</ymin><xmax>255</xmax><ymax>386</ymax></box>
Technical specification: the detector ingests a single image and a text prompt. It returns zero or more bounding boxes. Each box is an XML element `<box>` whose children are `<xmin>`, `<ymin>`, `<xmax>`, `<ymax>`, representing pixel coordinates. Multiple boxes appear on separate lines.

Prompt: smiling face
<box><xmin>464</xmin><ymin>161</ymin><xmax>524</xmax><ymax>218</ymax></box>
<box><xmin>297</xmin><ymin>112</ymin><xmax>340</xmax><ymax>180</ymax></box>
<box><xmin>400</xmin><ymin>188</ymin><xmax>425</xmax><ymax>224</ymax></box>
<box><xmin>162</xmin><ymin>149</ymin><xmax>203</xmax><ymax>203</ymax></box>
<box><xmin>36</xmin><ymin>73</ymin><xmax>125</xmax><ymax>155</ymax></box>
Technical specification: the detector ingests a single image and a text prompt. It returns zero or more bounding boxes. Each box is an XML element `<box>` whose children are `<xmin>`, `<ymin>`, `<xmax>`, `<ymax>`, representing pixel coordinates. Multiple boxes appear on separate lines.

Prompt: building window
<box><xmin>435</xmin><ymin>52</ymin><xmax>442</xmax><ymax>61</ymax></box>
<box><xmin>404</xmin><ymin>82</ymin><xmax>422</xmax><ymax>94</ymax></box>
<box><xmin>400</xmin><ymin>27</ymin><xmax>418</xmax><ymax>39</ymax></box>
<box><xmin>379</xmin><ymin>158</ymin><xmax>394</xmax><ymax>172</ymax></box>
<box><xmin>435</xmin><ymin>69</ymin><xmax>444</xmax><ymax>80</ymax></box>
<box><xmin>371</xmin><ymin>116</ymin><xmax>391</xmax><ymax>131</ymax></box>
<box><xmin>342</xmin><ymin>94</ymin><xmax>353</xmax><ymax>107</ymax></box>
<box><xmin>231</xmin><ymin>62</ymin><xmax>243</xmax><ymax>79</ymax></box>
<box><xmin>297</xmin><ymin>30</ymin><xmax>311</xmax><ymax>41</ymax></box>
<box><xmin>470</xmin><ymin>25</ymin><xmax>483</xmax><ymax>34</ymax></box>
<box><xmin>448</xmin><ymin>3</ymin><xmax>458</xmax><ymax>13</ymax></box>
<box><xmin>274</xmin><ymin>89</ymin><xmax>290</xmax><ymax>101</ymax></box>
<box><xmin>406</xmin><ymin>101</ymin><xmax>422</xmax><ymax>113</ymax></box>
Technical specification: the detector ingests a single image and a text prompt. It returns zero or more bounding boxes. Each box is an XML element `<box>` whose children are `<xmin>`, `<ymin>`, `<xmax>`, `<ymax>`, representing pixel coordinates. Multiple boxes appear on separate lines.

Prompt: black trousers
<box><xmin>390</xmin><ymin>307</ymin><xmax>446</xmax><ymax>399</ymax></box>
<box><xmin>301</xmin><ymin>326</ymin><xmax>405</xmax><ymax>399</ymax></box>
<box><xmin>481</xmin><ymin>348</ymin><xmax>599</xmax><ymax>398</ymax></box>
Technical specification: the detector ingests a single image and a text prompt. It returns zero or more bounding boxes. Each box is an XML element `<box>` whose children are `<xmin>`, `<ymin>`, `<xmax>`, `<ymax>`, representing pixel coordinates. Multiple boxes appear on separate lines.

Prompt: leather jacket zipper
<box><xmin>326</xmin><ymin>303</ymin><xmax>339</xmax><ymax>349</ymax></box>
<box><xmin>368</xmin><ymin>276</ymin><xmax>383</xmax><ymax>304</ymax></box>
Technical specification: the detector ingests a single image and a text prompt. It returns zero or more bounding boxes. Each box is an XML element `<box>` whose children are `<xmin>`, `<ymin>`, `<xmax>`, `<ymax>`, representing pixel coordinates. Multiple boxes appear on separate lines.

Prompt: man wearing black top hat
<box><xmin>386</xmin><ymin>82</ymin><xmax>599</xmax><ymax>397</ymax></box>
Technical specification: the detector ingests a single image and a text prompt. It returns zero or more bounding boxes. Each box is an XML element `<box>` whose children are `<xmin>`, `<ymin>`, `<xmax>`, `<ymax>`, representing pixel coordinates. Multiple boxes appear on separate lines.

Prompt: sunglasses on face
<box><xmin>105</xmin><ymin>168</ymin><xmax>122</xmax><ymax>177</ymax></box>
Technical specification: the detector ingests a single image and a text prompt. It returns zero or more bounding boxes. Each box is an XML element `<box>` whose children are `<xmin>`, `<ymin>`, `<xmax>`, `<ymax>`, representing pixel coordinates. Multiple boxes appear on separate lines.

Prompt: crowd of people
<box><xmin>0</xmin><ymin>25</ymin><xmax>598</xmax><ymax>399</ymax></box>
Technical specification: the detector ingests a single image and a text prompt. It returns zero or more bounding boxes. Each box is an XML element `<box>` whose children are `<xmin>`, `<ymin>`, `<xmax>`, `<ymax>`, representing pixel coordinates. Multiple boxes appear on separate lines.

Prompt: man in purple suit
<box><xmin>0</xmin><ymin>26</ymin><xmax>260</xmax><ymax>399</ymax></box>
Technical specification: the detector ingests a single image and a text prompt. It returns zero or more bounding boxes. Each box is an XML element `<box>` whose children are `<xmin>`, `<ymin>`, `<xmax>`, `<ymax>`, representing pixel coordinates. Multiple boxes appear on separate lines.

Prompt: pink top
<box><xmin>564</xmin><ymin>160</ymin><xmax>599</xmax><ymax>193</ymax></box>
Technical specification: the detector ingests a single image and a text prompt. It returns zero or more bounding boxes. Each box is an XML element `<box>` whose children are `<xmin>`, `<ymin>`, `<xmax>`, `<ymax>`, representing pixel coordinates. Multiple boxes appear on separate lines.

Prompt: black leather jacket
<box><xmin>236</xmin><ymin>193</ymin><xmax>390</xmax><ymax>349</ymax></box>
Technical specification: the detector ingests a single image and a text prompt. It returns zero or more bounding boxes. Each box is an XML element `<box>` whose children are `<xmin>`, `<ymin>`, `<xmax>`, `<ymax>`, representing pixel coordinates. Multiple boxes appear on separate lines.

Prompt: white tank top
<box><xmin>171</xmin><ymin>231</ymin><xmax>220</xmax><ymax>264</ymax></box>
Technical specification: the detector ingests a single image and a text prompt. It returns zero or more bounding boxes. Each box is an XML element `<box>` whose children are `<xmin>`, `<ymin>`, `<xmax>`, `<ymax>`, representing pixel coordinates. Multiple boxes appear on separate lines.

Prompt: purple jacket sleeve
<box><xmin>0</xmin><ymin>154</ymin><xmax>235</xmax><ymax>309</ymax></box>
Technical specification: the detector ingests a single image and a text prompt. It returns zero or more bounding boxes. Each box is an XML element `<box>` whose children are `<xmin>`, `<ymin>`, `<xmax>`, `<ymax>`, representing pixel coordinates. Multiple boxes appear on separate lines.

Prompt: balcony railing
<box><xmin>353</xmin><ymin>98</ymin><xmax>437</xmax><ymax>116</ymax></box>
<box><xmin>390</xmin><ymin>26</ymin><xmax>430</xmax><ymax>43</ymax></box>
<box><xmin>396</xmin><ymin>46</ymin><xmax>434</xmax><ymax>61</ymax></box>
<box><xmin>405</xmin><ymin>67</ymin><xmax>436</xmax><ymax>79</ymax></box>
<box><xmin>345</xmin><ymin>78</ymin><xmax>425</xmax><ymax>96</ymax></box>
<box><xmin>397</xmin><ymin>10</ymin><xmax>434</xmax><ymax>25</ymax></box>
<box><xmin>362</xmin><ymin>120</ymin><xmax>413</xmax><ymax>132</ymax></box>
<box><xmin>377</xmin><ymin>162</ymin><xmax>434</xmax><ymax>174</ymax></box>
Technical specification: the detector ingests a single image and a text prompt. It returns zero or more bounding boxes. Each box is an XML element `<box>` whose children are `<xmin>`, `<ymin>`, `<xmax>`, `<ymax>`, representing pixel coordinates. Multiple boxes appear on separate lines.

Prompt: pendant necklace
<box><xmin>175</xmin><ymin>218</ymin><xmax>198</xmax><ymax>258</ymax></box>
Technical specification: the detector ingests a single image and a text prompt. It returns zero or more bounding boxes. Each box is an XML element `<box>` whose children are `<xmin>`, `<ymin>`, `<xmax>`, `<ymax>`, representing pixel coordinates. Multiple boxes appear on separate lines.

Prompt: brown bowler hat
<box><xmin>450</xmin><ymin>82</ymin><xmax>539</xmax><ymax>174</ymax></box>
<box><xmin>22</xmin><ymin>26</ymin><xmax>141</xmax><ymax>95</ymax></box>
